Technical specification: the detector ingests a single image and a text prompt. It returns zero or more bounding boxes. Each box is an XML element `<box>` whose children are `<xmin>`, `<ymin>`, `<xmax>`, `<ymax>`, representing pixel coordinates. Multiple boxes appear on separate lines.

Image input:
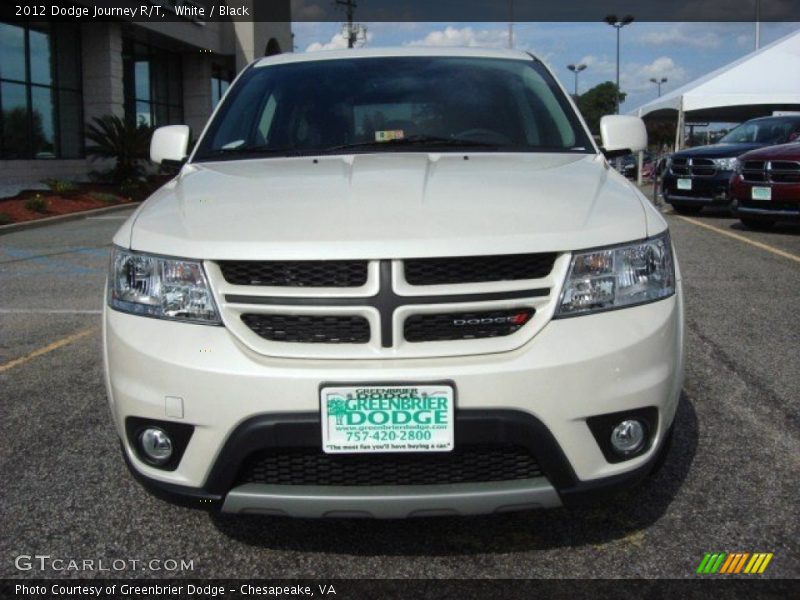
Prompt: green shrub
<box><xmin>42</xmin><ymin>178</ymin><xmax>78</xmax><ymax>195</ymax></box>
<box><xmin>88</xmin><ymin>192</ymin><xmax>120</xmax><ymax>203</ymax></box>
<box><xmin>85</xmin><ymin>115</ymin><xmax>153</xmax><ymax>184</ymax></box>
<box><xmin>119</xmin><ymin>178</ymin><xmax>144</xmax><ymax>199</ymax></box>
<box><xmin>24</xmin><ymin>196</ymin><xmax>48</xmax><ymax>213</ymax></box>
<box><xmin>0</xmin><ymin>212</ymin><xmax>12</xmax><ymax>225</ymax></box>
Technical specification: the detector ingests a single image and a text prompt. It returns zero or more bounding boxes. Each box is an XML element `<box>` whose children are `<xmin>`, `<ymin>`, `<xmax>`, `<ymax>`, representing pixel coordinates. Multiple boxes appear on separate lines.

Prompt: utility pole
<box><xmin>335</xmin><ymin>0</ymin><xmax>366</xmax><ymax>48</ymax></box>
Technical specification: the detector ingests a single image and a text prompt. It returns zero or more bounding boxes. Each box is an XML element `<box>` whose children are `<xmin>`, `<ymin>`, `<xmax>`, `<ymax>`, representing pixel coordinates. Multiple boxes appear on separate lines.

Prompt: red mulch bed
<box><xmin>0</xmin><ymin>184</ymin><xmax>138</xmax><ymax>225</ymax></box>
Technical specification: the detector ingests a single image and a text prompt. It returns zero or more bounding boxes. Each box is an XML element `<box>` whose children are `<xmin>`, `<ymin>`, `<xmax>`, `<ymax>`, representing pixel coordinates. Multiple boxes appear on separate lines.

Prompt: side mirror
<box><xmin>599</xmin><ymin>115</ymin><xmax>647</xmax><ymax>158</ymax></box>
<box><xmin>150</xmin><ymin>125</ymin><xmax>190</xmax><ymax>165</ymax></box>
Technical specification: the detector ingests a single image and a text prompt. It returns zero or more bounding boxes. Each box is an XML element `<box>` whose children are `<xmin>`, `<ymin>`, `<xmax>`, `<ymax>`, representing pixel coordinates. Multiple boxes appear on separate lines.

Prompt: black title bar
<box><xmin>2</xmin><ymin>578</ymin><xmax>796</xmax><ymax>600</ymax></box>
<box><xmin>2</xmin><ymin>0</ymin><xmax>800</xmax><ymax>23</ymax></box>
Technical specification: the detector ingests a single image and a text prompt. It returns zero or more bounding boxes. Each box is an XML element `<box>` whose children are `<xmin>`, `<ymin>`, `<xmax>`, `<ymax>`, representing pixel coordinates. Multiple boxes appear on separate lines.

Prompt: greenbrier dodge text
<box><xmin>15</xmin><ymin>583</ymin><xmax>337</xmax><ymax>597</ymax></box>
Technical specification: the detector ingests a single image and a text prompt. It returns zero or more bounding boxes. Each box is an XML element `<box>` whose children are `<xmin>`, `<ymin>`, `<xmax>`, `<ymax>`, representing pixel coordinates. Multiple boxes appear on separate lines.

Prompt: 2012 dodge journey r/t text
<box><xmin>104</xmin><ymin>48</ymin><xmax>684</xmax><ymax>518</ymax></box>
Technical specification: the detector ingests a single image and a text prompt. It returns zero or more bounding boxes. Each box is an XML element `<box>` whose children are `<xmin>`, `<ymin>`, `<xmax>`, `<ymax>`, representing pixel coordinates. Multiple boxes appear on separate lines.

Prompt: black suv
<box><xmin>662</xmin><ymin>115</ymin><xmax>800</xmax><ymax>214</ymax></box>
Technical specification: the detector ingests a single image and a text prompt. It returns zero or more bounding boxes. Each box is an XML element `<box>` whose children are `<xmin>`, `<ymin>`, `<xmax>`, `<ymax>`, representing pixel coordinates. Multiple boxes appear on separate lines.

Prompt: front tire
<box><xmin>671</xmin><ymin>203</ymin><xmax>702</xmax><ymax>215</ymax></box>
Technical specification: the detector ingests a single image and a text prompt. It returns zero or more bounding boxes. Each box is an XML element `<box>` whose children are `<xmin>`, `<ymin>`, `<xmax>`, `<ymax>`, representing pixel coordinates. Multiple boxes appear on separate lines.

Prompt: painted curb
<box><xmin>0</xmin><ymin>202</ymin><xmax>139</xmax><ymax>235</ymax></box>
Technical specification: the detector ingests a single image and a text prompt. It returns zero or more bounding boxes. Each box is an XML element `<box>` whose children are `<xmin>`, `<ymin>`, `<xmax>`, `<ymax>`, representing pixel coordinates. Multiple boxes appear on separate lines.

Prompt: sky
<box><xmin>291</xmin><ymin>21</ymin><xmax>800</xmax><ymax>114</ymax></box>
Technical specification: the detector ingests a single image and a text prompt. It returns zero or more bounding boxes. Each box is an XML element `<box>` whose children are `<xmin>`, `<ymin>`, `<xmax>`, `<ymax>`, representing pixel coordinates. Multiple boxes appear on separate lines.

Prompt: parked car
<box><xmin>105</xmin><ymin>48</ymin><xmax>684</xmax><ymax>518</ymax></box>
<box><xmin>662</xmin><ymin>115</ymin><xmax>800</xmax><ymax>214</ymax></box>
<box><xmin>730</xmin><ymin>142</ymin><xmax>800</xmax><ymax>229</ymax></box>
<box><xmin>616</xmin><ymin>152</ymin><xmax>654</xmax><ymax>180</ymax></box>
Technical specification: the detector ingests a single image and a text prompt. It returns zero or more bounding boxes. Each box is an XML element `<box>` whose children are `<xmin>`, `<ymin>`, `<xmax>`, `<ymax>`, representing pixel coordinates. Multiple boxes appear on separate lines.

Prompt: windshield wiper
<box><xmin>198</xmin><ymin>136</ymin><xmax>504</xmax><ymax>161</ymax></box>
<box><xmin>324</xmin><ymin>135</ymin><xmax>501</xmax><ymax>152</ymax></box>
<box><xmin>200</xmin><ymin>144</ymin><xmax>308</xmax><ymax>158</ymax></box>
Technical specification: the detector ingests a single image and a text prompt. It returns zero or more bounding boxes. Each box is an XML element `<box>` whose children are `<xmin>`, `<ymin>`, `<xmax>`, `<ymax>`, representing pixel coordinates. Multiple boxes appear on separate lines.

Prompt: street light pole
<box><xmin>508</xmin><ymin>0</ymin><xmax>514</xmax><ymax>49</ymax></box>
<box><xmin>604</xmin><ymin>15</ymin><xmax>634</xmax><ymax>114</ymax></box>
<box><xmin>567</xmin><ymin>63</ymin><xmax>587</xmax><ymax>97</ymax></box>
<box><xmin>755</xmin><ymin>0</ymin><xmax>761</xmax><ymax>49</ymax></box>
<box><xmin>649</xmin><ymin>76</ymin><xmax>668</xmax><ymax>97</ymax></box>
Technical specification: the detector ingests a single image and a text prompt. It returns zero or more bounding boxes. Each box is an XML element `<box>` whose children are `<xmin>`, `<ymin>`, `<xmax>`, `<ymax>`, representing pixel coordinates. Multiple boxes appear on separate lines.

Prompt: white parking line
<box><xmin>0</xmin><ymin>309</ymin><xmax>102</xmax><ymax>314</ymax></box>
<box><xmin>676</xmin><ymin>216</ymin><xmax>800</xmax><ymax>265</ymax></box>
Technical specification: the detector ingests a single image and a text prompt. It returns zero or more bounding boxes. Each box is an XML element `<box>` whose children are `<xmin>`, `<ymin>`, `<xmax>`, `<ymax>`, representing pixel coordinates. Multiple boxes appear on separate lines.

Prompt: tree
<box><xmin>85</xmin><ymin>115</ymin><xmax>153</xmax><ymax>183</ymax></box>
<box><xmin>2</xmin><ymin>107</ymin><xmax>48</xmax><ymax>159</ymax></box>
<box><xmin>575</xmin><ymin>82</ymin><xmax>627</xmax><ymax>135</ymax></box>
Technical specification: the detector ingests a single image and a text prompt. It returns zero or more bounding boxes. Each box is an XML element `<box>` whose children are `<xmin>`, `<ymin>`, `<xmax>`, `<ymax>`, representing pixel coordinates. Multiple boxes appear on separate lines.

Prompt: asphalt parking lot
<box><xmin>1</xmin><ymin>199</ymin><xmax>798</xmax><ymax>579</ymax></box>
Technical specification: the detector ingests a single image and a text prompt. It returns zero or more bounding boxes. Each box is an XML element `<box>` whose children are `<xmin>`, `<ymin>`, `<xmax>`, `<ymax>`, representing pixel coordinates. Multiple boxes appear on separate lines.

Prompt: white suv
<box><xmin>104</xmin><ymin>48</ymin><xmax>684</xmax><ymax>518</ymax></box>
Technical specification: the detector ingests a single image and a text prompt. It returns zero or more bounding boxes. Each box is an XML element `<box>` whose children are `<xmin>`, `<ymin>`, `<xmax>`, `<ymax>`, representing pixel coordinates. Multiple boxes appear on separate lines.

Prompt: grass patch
<box><xmin>24</xmin><ymin>196</ymin><xmax>49</xmax><ymax>213</ymax></box>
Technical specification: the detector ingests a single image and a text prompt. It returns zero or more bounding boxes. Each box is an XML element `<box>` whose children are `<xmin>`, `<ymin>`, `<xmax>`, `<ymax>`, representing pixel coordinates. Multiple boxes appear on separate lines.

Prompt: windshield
<box><xmin>193</xmin><ymin>56</ymin><xmax>593</xmax><ymax>161</ymax></box>
<box><xmin>719</xmin><ymin>117</ymin><xmax>800</xmax><ymax>145</ymax></box>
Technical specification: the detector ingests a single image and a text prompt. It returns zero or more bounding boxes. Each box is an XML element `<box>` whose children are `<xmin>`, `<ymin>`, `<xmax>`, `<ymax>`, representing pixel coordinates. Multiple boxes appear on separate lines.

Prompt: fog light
<box><xmin>139</xmin><ymin>427</ymin><xmax>173</xmax><ymax>464</ymax></box>
<box><xmin>610</xmin><ymin>420</ymin><xmax>645</xmax><ymax>455</ymax></box>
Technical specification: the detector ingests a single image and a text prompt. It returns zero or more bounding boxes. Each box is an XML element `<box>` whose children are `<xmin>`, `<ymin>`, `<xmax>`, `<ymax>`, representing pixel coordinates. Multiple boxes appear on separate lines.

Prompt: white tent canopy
<box><xmin>632</xmin><ymin>29</ymin><xmax>800</xmax><ymax>121</ymax></box>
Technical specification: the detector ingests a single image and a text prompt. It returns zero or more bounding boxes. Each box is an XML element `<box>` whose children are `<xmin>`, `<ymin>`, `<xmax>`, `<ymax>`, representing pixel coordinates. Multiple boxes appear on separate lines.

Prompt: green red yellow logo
<box><xmin>696</xmin><ymin>552</ymin><xmax>773</xmax><ymax>574</ymax></box>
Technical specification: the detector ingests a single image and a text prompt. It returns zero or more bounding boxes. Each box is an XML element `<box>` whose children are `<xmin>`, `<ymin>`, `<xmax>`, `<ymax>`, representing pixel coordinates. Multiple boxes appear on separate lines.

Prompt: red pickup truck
<box><xmin>731</xmin><ymin>143</ymin><xmax>800</xmax><ymax>229</ymax></box>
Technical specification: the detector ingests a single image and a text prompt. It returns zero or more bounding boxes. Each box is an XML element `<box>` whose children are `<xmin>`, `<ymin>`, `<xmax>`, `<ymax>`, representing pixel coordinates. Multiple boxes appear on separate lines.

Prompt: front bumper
<box><xmin>731</xmin><ymin>179</ymin><xmax>800</xmax><ymax>220</ymax></box>
<box><xmin>662</xmin><ymin>171</ymin><xmax>733</xmax><ymax>205</ymax></box>
<box><xmin>105</xmin><ymin>286</ymin><xmax>684</xmax><ymax>516</ymax></box>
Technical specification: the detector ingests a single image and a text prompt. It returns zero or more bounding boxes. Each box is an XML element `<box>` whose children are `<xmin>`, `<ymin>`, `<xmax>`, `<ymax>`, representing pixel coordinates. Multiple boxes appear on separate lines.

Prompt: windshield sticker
<box><xmin>375</xmin><ymin>130</ymin><xmax>404</xmax><ymax>142</ymax></box>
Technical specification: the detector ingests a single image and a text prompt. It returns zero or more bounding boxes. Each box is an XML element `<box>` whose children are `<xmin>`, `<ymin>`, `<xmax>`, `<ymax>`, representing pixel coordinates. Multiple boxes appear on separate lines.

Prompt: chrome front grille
<box><xmin>207</xmin><ymin>254</ymin><xmax>568</xmax><ymax>359</ymax></box>
<box><xmin>671</xmin><ymin>157</ymin><xmax>717</xmax><ymax>177</ymax></box>
<box><xmin>742</xmin><ymin>160</ymin><xmax>800</xmax><ymax>184</ymax></box>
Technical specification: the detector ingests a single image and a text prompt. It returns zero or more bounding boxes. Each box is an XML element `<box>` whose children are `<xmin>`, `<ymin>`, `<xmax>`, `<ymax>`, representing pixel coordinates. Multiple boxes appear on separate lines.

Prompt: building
<box><xmin>0</xmin><ymin>1</ymin><xmax>292</xmax><ymax>188</ymax></box>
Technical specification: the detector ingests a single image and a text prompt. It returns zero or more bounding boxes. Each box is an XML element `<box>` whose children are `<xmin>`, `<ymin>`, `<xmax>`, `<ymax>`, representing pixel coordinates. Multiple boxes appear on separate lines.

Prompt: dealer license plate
<box><xmin>320</xmin><ymin>384</ymin><xmax>455</xmax><ymax>454</ymax></box>
<box><xmin>677</xmin><ymin>178</ymin><xmax>692</xmax><ymax>191</ymax></box>
<box><xmin>751</xmin><ymin>186</ymin><xmax>772</xmax><ymax>201</ymax></box>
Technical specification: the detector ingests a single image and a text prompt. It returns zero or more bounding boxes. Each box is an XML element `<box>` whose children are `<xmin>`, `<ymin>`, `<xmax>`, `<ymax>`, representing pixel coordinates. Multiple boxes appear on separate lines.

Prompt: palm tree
<box><xmin>85</xmin><ymin>115</ymin><xmax>153</xmax><ymax>183</ymax></box>
<box><xmin>327</xmin><ymin>397</ymin><xmax>348</xmax><ymax>426</ymax></box>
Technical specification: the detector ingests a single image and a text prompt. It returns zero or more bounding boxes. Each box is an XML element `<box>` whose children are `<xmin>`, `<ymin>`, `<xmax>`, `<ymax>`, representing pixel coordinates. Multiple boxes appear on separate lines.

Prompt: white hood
<box><xmin>124</xmin><ymin>153</ymin><xmax>651</xmax><ymax>260</ymax></box>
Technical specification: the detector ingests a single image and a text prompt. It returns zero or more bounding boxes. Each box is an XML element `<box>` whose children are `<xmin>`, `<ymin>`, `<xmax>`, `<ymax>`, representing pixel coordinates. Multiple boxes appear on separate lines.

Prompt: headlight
<box><xmin>556</xmin><ymin>232</ymin><xmax>675</xmax><ymax>317</ymax></box>
<box><xmin>712</xmin><ymin>157</ymin><xmax>739</xmax><ymax>172</ymax></box>
<box><xmin>108</xmin><ymin>247</ymin><xmax>221</xmax><ymax>324</ymax></box>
